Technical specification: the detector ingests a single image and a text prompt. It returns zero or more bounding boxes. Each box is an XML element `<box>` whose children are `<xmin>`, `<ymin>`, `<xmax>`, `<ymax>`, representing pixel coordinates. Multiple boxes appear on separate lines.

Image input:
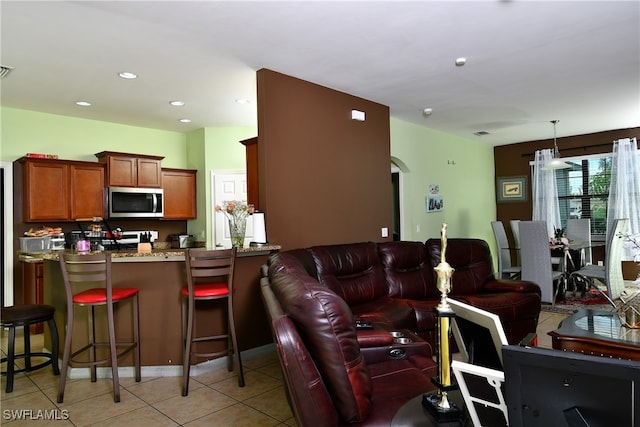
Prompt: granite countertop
<box><xmin>19</xmin><ymin>244</ymin><xmax>281</xmax><ymax>263</ymax></box>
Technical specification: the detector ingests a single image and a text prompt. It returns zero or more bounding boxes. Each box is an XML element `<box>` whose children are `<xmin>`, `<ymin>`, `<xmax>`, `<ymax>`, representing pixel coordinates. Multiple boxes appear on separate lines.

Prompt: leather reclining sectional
<box><xmin>261</xmin><ymin>238</ymin><xmax>541</xmax><ymax>426</ymax></box>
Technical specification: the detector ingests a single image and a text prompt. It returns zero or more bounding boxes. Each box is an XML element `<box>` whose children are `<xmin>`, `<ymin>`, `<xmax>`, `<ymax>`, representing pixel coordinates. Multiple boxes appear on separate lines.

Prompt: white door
<box><xmin>212</xmin><ymin>170</ymin><xmax>253</xmax><ymax>248</ymax></box>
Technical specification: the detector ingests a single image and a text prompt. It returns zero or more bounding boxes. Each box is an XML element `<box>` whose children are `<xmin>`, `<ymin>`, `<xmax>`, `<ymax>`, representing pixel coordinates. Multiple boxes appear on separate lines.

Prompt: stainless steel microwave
<box><xmin>107</xmin><ymin>187</ymin><xmax>164</xmax><ymax>218</ymax></box>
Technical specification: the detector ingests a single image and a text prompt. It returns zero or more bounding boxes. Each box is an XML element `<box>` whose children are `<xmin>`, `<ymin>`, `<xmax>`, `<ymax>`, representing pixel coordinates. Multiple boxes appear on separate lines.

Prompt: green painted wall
<box><xmin>1</xmin><ymin>107</ymin><xmax>187</xmax><ymax>165</ymax></box>
<box><xmin>186</xmin><ymin>127</ymin><xmax>256</xmax><ymax>243</ymax></box>
<box><xmin>1</xmin><ymin>107</ymin><xmax>498</xmax><ymax>264</ymax></box>
<box><xmin>390</xmin><ymin>118</ymin><xmax>497</xmax><ymax>257</ymax></box>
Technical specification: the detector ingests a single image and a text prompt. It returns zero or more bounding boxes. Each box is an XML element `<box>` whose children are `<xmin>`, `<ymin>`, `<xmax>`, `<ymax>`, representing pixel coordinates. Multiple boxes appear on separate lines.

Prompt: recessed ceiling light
<box><xmin>118</xmin><ymin>71</ymin><xmax>138</xmax><ymax>79</ymax></box>
<box><xmin>455</xmin><ymin>57</ymin><xmax>467</xmax><ymax>67</ymax></box>
<box><xmin>235</xmin><ymin>98</ymin><xmax>250</xmax><ymax>105</ymax></box>
<box><xmin>75</xmin><ymin>101</ymin><xmax>92</xmax><ymax>107</ymax></box>
<box><xmin>169</xmin><ymin>100</ymin><xmax>185</xmax><ymax>106</ymax></box>
<box><xmin>178</xmin><ymin>118</ymin><xmax>192</xmax><ymax>123</ymax></box>
<box><xmin>423</xmin><ymin>108</ymin><xmax>433</xmax><ymax>116</ymax></box>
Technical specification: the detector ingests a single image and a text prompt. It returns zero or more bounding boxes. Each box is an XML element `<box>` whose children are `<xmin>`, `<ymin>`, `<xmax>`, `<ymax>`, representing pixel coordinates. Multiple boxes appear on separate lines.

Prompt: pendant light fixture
<box><xmin>543</xmin><ymin>120</ymin><xmax>571</xmax><ymax>170</ymax></box>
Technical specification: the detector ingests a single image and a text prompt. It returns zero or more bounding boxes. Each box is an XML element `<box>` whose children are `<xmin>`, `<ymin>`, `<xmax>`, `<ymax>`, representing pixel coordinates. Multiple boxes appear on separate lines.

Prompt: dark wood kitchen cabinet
<box><xmin>162</xmin><ymin>168</ymin><xmax>197</xmax><ymax>219</ymax></box>
<box><xmin>16</xmin><ymin>157</ymin><xmax>105</xmax><ymax>222</ymax></box>
<box><xmin>240</xmin><ymin>137</ymin><xmax>259</xmax><ymax>210</ymax></box>
<box><xmin>96</xmin><ymin>151</ymin><xmax>164</xmax><ymax>188</ymax></box>
<box><xmin>70</xmin><ymin>162</ymin><xmax>106</xmax><ymax>220</ymax></box>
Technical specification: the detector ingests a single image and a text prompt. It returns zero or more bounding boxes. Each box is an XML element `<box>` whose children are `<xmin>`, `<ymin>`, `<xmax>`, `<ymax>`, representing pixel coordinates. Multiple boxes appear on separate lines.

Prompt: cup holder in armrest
<box><xmin>389</xmin><ymin>348</ymin><xmax>406</xmax><ymax>359</ymax></box>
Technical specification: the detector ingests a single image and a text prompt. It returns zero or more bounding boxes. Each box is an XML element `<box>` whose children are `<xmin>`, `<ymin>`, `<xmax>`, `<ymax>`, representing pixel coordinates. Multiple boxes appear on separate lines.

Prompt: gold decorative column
<box><xmin>423</xmin><ymin>223</ymin><xmax>463</xmax><ymax>422</ymax></box>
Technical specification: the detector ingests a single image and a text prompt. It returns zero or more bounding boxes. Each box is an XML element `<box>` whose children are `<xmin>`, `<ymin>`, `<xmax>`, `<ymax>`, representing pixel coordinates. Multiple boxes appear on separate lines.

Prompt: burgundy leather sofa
<box><xmin>261</xmin><ymin>238</ymin><xmax>541</xmax><ymax>426</ymax></box>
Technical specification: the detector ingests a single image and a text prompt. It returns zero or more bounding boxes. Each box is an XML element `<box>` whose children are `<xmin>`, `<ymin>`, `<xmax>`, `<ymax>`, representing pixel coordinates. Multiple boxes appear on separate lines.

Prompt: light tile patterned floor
<box><xmin>1</xmin><ymin>333</ymin><xmax>296</xmax><ymax>427</ymax></box>
<box><xmin>1</xmin><ymin>312</ymin><xmax>568</xmax><ymax>426</ymax></box>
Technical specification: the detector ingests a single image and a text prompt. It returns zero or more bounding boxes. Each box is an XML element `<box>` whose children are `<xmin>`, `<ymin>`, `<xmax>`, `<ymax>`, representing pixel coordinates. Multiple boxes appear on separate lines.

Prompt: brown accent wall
<box><xmin>256</xmin><ymin>69</ymin><xmax>392</xmax><ymax>250</ymax></box>
<box><xmin>494</xmin><ymin>126</ymin><xmax>639</xmax><ymax>263</ymax></box>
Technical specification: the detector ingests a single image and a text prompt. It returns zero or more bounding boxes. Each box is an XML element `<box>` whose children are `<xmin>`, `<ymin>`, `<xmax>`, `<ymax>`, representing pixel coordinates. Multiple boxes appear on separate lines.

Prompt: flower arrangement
<box><xmin>550</xmin><ymin>227</ymin><xmax>569</xmax><ymax>248</ymax></box>
<box><xmin>620</xmin><ymin>232</ymin><xmax>640</xmax><ymax>262</ymax></box>
<box><xmin>618</xmin><ymin>232</ymin><xmax>640</xmax><ymax>284</ymax></box>
<box><xmin>215</xmin><ymin>201</ymin><xmax>254</xmax><ymax>248</ymax></box>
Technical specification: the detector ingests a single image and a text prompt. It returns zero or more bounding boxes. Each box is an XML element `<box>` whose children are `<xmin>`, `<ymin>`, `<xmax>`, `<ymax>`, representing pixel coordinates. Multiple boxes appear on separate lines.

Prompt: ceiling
<box><xmin>1</xmin><ymin>1</ymin><xmax>639</xmax><ymax>146</ymax></box>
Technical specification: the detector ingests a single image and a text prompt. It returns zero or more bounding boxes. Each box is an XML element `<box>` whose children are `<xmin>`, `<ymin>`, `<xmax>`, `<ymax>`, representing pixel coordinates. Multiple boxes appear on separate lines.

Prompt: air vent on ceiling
<box><xmin>474</xmin><ymin>131</ymin><xmax>490</xmax><ymax>136</ymax></box>
<box><xmin>1</xmin><ymin>65</ymin><xmax>14</xmax><ymax>79</ymax></box>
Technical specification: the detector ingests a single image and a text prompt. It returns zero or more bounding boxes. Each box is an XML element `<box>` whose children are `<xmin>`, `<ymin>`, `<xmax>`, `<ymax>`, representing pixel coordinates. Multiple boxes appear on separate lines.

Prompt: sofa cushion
<box><xmin>349</xmin><ymin>297</ymin><xmax>417</xmax><ymax>331</ymax></box>
<box><xmin>454</xmin><ymin>292</ymin><xmax>541</xmax><ymax>344</ymax></box>
<box><xmin>263</xmin><ymin>297</ymin><xmax>340</xmax><ymax>426</ymax></box>
<box><xmin>269</xmin><ymin>270</ymin><xmax>373</xmax><ymax>423</ymax></box>
<box><xmin>268</xmin><ymin>250</ymin><xmax>317</xmax><ymax>278</ymax></box>
<box><xmin>426</xmin><ymin>238</ymin><xmax>495</xmax><ymax>295</ymax></box>
<box><xmin>364</xmin><ymin>355</ymin><xmax>438</xmax><ymax>424</ymax></box>
<box><xmin>310</xmin><ymin>242</ymin><xmax>388</xmax><ymax>306</ymax></box>
<box><xmin>378</xmin><ymin>241</ymin><xmax>438</xmax><ymax>299</ymax></box>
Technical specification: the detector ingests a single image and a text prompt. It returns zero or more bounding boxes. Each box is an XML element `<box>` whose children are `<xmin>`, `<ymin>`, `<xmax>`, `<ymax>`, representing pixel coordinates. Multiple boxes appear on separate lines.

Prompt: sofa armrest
<box><xmin>357</xmin><ymin>326</ymin><xmax>395</xmax><ymax>348</ymax></box>
<box><xmin>482</xmin><ymin>279</ymin><xmax>541</xmax><ymax>295</ymax></box>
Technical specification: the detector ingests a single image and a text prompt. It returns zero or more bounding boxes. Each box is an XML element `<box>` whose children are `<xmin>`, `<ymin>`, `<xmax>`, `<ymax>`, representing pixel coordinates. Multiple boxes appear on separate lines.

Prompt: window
<box><xmin>555</xmin><ymin>154</ymin><xmax>611</xmax><ymax>241</ymax></box>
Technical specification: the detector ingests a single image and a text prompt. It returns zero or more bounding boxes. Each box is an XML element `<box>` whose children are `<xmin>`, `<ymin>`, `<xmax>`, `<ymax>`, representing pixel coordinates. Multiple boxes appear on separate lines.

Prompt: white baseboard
<box><xmin>63</xmin><ymin>343</ymin><xmax>276</xmax><ymax>379</ymax></box>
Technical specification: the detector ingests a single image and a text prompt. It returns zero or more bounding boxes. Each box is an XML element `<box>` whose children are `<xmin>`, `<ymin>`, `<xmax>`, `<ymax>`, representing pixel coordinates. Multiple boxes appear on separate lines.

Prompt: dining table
<box><xmin>550</xmin><ymin>240</ymin><xmax>605</xmax><ymax>299</ymax></box>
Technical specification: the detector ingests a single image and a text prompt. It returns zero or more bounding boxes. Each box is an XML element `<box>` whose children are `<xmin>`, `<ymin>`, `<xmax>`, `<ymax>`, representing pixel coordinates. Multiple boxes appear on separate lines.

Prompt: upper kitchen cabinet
<box><xmin>16</xmin><ymin>157</ymin><xmax>105</xmax><ymax>222</ymax></box>
<box><xmin>96</xmin><ymin>151</ymin><xmax>164</xmax><ymax>188</ymax></box>
<box><xmin>70</xmin><ymin>163</ymin><xmax>106</xmax><ymax>220</ymax></box>
<box><xmin>162</xmin><ymin>168</ymin><xmax>197</xmax><ymax>220</ymax></box>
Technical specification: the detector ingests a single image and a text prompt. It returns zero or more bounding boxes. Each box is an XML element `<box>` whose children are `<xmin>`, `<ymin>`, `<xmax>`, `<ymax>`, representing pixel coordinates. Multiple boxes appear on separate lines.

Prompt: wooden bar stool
<box><xmin>181</xmin><ymin>247</ymin><xmax>244</xmax><ymax>396</ymax></box>
<box><xmin>58</xmin><ymin>251</ymin><xmax>141</xmax><ymax>403</ymax></box>
<box><xmin>1</xmin><ymin>304</ymin><xmax>60</xmax><ymax>393</ymax></box>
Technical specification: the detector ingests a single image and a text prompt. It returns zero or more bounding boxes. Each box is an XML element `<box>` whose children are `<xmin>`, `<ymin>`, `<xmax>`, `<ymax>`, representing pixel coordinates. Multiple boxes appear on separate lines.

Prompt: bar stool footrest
<box><xmin>1</xmin><ymin>353</ymin><xmax>57</xmax><ymax>375</ymax></box>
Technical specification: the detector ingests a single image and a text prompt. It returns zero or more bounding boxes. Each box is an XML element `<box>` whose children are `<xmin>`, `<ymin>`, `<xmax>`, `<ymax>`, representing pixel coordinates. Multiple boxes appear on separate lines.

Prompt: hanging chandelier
<box><xmin>543</xmin><ymin>120</ymin><xmax>571</xmax><ymax>170</ymax></box>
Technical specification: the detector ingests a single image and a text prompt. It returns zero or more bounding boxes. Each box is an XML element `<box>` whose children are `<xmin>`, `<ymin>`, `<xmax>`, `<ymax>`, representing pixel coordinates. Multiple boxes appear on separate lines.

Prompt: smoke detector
<box><xmin>0</xmin><ymin>65</ymin><xmax>14</xmax><ymax>79</ymax></box>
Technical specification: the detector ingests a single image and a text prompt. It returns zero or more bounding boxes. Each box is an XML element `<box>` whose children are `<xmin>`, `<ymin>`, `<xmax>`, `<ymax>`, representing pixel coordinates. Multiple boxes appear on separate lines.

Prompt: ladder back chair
<box><xmin>58</xmin><ymin>251</ymin><xmax>141</xmax><ymax>403</ymax></box>
<box><xmin>181</xmin><ymin>247</ymin><xmax>244</xmax><ymax>396</ymax></box>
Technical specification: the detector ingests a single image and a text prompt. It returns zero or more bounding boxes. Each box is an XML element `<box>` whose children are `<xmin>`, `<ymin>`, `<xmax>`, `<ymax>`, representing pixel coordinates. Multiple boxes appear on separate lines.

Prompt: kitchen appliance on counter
<box><xmin>50</xmin><ymin>234</ymin><xmax>66</xmax><ymax>251</ymax></box>
<box><xmin>67</xmin><ymin>230</ymin><xmax>158</xmax><ymax>251</ymax></box>
<box><xmin>169</xmin><ymin>234</ymin><xmax>194</xmax><ymax>249</ymax></box>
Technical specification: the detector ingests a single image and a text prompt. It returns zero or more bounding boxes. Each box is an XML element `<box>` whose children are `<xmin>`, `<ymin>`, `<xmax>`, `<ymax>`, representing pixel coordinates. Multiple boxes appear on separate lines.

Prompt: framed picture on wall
<box><xmin>497</xmin><ymin>176</ymin><xmax>527</xmax><ymax>202</ymax></box>
<box><xmin>426</xmin><ymin>184</ymin><xmax>444</xmax><ymax>212</ymax></box>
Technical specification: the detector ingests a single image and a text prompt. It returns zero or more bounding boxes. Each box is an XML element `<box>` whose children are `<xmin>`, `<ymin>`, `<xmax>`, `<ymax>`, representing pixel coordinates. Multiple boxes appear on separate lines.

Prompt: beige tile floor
<box><xmin>1</xmin><ymin>312</ymin><xmax>567</xmax><ymax>426</ymax></box>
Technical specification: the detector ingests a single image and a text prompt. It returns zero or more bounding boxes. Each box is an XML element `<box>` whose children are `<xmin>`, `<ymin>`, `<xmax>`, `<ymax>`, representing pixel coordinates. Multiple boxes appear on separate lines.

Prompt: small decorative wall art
<box><xmin>426</xmin><ymin>184</ymin><xmax>443</xmax><ymax>213</ymax></box>
<box><xmin>497</xmin><ymin>176</ymin><xmax>527</xmax><ymax>202</ymax></box>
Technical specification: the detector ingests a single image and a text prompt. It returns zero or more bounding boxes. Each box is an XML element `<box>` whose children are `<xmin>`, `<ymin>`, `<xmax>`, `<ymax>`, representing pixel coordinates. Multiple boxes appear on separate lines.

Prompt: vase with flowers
<box><xmin>215</xmin><ymin>201</ymin><xmax>255</xmax><ymax>248</ymax></box>
<box><xmin>619</xmin><ymin>232</ymin><xmax>640</xmax><ymax>285</ymax></box>
<box><xmin>550</xmin><ymin>227</ymin><xmax>569</xmax><ymax>248</ymax></box>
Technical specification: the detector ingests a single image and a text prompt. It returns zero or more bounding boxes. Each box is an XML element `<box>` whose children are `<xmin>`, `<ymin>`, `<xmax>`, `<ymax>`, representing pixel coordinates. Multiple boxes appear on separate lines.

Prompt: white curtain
<box><xmin>532</xmin><ymin>149</ymin><xmax>561</xmax><ymax>237</ymax></box>
<box><xmin>607</xmin><ymin>137</ymin><xmax>640</xmax><ymax>260</ymax></box>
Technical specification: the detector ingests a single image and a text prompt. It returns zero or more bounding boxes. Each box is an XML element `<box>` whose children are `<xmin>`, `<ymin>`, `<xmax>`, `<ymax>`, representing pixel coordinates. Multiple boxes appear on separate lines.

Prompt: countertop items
<box><xmin>21</xmin><ymin>245</ymin><xmax>282</xmax><ymax>263</ymax></box>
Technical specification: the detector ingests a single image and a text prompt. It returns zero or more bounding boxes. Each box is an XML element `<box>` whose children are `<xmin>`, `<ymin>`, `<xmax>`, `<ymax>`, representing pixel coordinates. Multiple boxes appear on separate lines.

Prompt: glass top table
<box><xmin>548</xmin><ymin>308</ymin><xmax>640</xmax><ymax>361</ymax></box>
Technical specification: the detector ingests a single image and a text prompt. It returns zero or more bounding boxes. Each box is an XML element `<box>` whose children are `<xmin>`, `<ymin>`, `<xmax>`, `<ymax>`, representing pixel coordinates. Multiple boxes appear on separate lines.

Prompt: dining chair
<box><xmin>58</xmin><ymin>251</ymin><xmax>141</xmax><ymax>403</ymax></box>
<box><xmin>491</xmin><ymin>221</ymin><xmax>521</xmax><ymax>279</ymax></box>
<box><xmin>570</xmin><ymin>218</ymin><xmax>629</xmax><ymax>301</ymax></box>
<box><xmin>181</xmin><ymin>247</ymin><xmax>244</xmax><ymax>396</ymax></box>
<box><xmin>510</xmin><ymin>219</ymin><xmax>521</xmax><ymax>266</ymax></box>
<box><xmin>518</xmin><ymin>221</ymin><xmax>564</xmax><ymax>304</ymax></box>
<box><xmin>566</xmin><ymin>218</ymin><xmax>592</xmax><ymax>266</ymax></box>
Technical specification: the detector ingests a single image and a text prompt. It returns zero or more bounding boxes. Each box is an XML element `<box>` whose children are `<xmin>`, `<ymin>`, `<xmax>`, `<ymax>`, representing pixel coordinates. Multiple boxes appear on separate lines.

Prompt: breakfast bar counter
<box><xmin>42</xmin><ymin>246</ymin><xmax>280</xmax><ymax>368</ymax></box>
